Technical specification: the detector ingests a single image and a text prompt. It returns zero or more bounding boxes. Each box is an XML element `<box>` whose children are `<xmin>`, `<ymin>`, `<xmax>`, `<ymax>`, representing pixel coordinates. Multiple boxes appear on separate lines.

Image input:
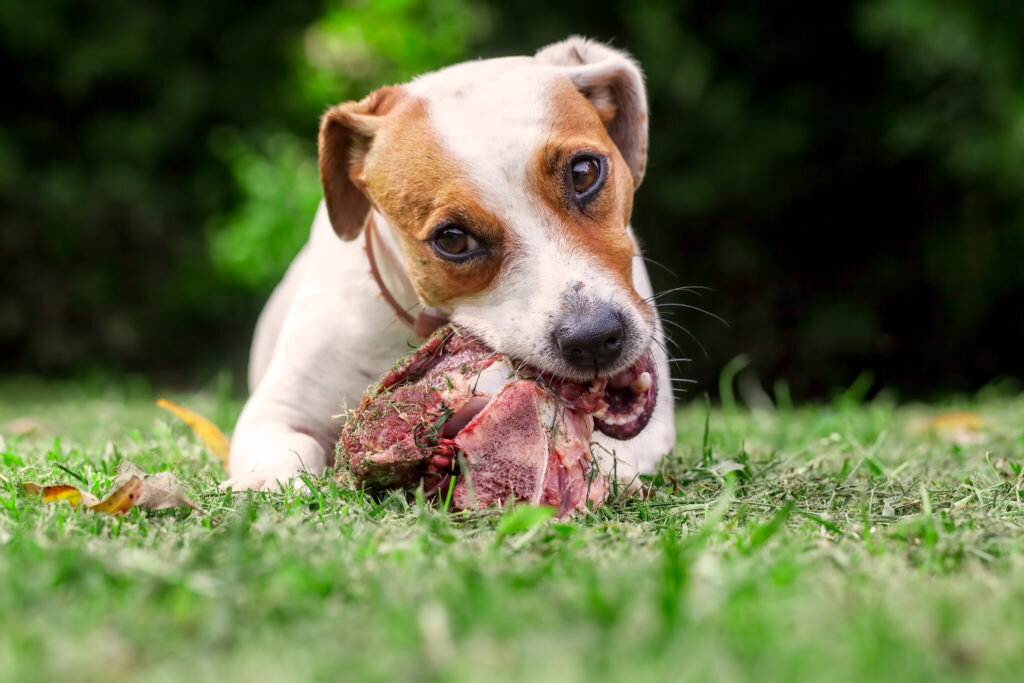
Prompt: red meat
<box><xmin>338</xmin><ymin>326</ymin><xmax>609</xmax><ymax>516</ymax></box>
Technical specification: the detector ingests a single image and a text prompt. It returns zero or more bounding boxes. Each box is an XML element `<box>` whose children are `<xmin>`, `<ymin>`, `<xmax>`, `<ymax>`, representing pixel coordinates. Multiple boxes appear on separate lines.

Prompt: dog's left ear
<box><xmin>536</xmin><ymin>36</ymin><xmax>649</xmax><ymax>189</ymax></box>
<box><xmin>319</xmin><ymin>86</ymin><xmax>403</xmax><ymax>240</ymax></box>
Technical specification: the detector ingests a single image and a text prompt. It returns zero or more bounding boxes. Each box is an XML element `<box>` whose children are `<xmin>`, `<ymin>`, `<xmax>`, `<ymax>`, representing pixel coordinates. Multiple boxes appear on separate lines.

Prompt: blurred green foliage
<box><xmin>209</xmin><ymin>0</ymin><xmax>490</xmax><ymax>293</ymax></box>
<box><xmin>0</xmin><ymin>0</ymin><xmax>324</xmax><ymax>372</ymax></box>
<box><xmin>2</xmin><ymin>0</ymin><xmax>1022</xmax><ymax>396</ymax></box>
<box><xmin>206</xmin><ymin>132</ymin><xmax>322</xmax><ymax>291</ymax></box>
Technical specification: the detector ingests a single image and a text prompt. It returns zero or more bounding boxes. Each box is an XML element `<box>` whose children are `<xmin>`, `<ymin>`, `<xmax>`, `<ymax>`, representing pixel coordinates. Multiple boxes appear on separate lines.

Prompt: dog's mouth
<box><xmin>419</xmin><ymin>323</ymin><xmax>659</xmax><ymax>442</ymax></box>
<box><xmin>590</xmin><ymin>351</ymin><xmax>657</xmax><ymax>440</ymax></box>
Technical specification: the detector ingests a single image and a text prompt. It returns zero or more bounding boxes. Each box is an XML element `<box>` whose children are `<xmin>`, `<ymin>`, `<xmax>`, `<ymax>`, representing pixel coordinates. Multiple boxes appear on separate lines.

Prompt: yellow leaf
<box><xmin>23</xmin><ymin>482</ymin><xmax>97</xmax><ymax>507</ymax></box>
<box><xmin>24</xmin><ymin>464</ymin><xmax>200</xmax><ymax>517</ymax></box>
<box><xmin>87</xmin><ymin>476</ymin><xmax>144</xmax><ymax>515</ymax></box>
<box><xmin>927</xmin><ymin>412</ymin><xmax>984</xmax><ymax>431</ymax></box>
<box><xmin>24</xmin><ymin>479</ymin><xmax>138</xmax><ymax>515</ymax></box>
<box><xmin>906</xmin><ymin>411</ymin><xmax>988</xmax><ymax>446</ymax></box>
<box><xmin>156</xmin><ymin>398</ymin><xmax>230</xmax><ymax>468</ymax></box>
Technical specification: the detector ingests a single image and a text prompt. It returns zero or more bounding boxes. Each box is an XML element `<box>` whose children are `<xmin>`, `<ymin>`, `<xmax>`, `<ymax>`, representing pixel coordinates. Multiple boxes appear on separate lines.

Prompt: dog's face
<box><xmin>319</xmin><ymin>38</ymin><xmax>657</xmax><ymax>437</ymax></box>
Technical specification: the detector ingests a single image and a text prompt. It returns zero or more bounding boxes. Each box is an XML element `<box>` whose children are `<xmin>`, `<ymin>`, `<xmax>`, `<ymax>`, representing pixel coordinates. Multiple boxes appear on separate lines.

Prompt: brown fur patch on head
<box><xmin>529</xmin><ymin>78</ymin><xmax>645</xmax><ymax>310</ymax></box>
<box><xmin>535</xmin><ymin>37</ymin><xmax>650</xmax><ymax>187</ymax></box>
<box><xmin>356</xmin><ymin>96</ymin><xmax>506</xmax><ymax>307</ymax></box>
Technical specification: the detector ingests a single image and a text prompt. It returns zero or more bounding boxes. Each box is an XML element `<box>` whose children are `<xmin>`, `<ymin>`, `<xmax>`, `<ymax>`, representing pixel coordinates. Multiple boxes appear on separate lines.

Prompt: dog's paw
<box><xmin>222</xmin><ymin>428</ymin><xmax>330</xmax><ymax>494</ymax></box>
<box><xmin>219</xmin><ymin>469</ymin><xmax>313</xmax><ymax>494</ymax></box>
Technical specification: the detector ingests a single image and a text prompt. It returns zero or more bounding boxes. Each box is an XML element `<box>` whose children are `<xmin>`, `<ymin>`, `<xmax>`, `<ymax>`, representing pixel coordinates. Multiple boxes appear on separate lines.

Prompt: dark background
<box><xmin>3</xmin><ymin>0</ymin><xmax>1023</xmax><ymax>401</ymax></box>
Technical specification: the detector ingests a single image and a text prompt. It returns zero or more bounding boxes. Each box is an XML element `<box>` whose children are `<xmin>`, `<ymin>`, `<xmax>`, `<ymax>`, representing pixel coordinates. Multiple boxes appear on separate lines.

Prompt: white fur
<box><xmin>223</xmin><ymin>38</ymin><xmax>676</xmax><ymax>492</ymax></box>
<box><xmin>222</xmin><ymin>204</ymin><xmax>418</xmax><ymax>491</ymax></box>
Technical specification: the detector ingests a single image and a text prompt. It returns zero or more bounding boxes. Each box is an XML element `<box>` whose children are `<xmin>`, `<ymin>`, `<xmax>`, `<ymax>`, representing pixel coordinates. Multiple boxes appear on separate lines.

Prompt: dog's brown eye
<box><xmin>436</xmin><ymin>228</ymin><xmax>467</xmax><ymax>253</ymax></box>
<box><xmin>431</xmin><ymin>224</ymin><xmax>482</xmax><ymax>260</ymax></box>
<box><xmin>572</xmin><ymin>159</ymin><xmax>600</xmax><ymax>193</ymax></box>
<box><xmin>568</xmin><ymin>154</ymin><xmax>606</xmax><ymax>206</ymax></box>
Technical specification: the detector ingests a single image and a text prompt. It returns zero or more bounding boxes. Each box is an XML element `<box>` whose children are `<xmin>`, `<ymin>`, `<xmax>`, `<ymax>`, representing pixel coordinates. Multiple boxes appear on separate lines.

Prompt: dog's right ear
<box><xmin>318</xmin><ymin>86</ymin><xmax>403</xmax><ymax>240</ymax></box>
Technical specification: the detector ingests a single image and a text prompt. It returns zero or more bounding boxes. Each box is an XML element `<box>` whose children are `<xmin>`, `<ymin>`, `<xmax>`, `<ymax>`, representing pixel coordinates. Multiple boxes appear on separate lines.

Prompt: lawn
<box><xmin>2</xmin><ymin>377</ymin><xmax>1023</xmax><ymax>682</ymax></box>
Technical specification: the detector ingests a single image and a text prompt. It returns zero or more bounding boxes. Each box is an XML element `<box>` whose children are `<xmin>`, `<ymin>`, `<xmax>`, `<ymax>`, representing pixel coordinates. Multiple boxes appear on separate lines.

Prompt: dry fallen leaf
<box><xmin>156</xmin><ymin>398</ymin><xmax>230</xmax><ymax>468</ymax></box>
<box><xmin>23</xmin><ymin>462</ymin><xmax>201</xmax><ymax>516</ymax></box>
<box><xmin>2</xmin><ymin>416</ymin><xmax>56</xmax><ymax>438</ymax></box>
<box><xmin>991</xmin><ymin>456</ymin><xmax>1024</xmax><ymax>491</ymax></box>
<box><xmin>115</xmin><ymin>462</ymin><xmax>202</xmax><ymax>512</ymax></box>
<box><xmin>905</xmin><ymin>411</ymin><xmax>988</xmax><ymax>446</ymax></box>
<box><xmin>22</xmin><ymin>482</ymin><xmax>98</xmax><ymax>507</ymax></box>
<box><xmin>88</xmin><ymin>477</ymin><xmax>145</xmax><ymax>515</ymax></box>
<box><xmin>24</xmin><ymin>477</ymin><xmax>143</xmax><ymax>516</ymax></box>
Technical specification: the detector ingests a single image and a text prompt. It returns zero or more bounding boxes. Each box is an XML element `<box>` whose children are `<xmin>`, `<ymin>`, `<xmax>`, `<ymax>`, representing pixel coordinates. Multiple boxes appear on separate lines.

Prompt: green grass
<box><xmin>2</xmin><ymin>377</ymin><xmax>1024</xmax><ymax>682</ymax></box>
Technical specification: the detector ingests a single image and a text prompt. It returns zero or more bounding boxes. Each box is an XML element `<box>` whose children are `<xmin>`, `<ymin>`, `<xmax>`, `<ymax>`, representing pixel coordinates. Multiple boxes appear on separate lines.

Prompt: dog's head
<box><xmin>319</xmin><ymin>37</ymin><xmax>657</xmax><ymax>437</ymax></box>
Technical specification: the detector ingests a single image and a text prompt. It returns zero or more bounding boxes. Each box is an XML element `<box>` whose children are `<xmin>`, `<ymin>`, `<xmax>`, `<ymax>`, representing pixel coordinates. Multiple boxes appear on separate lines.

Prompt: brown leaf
<box><xmin>156</xmin><ymin>398</ymin><xmax>230</xmax><ymax>468</ymax></box>
<box><xmin>3</xmin><ymin>416</ymin><xmax>57</xmax><ymax>438</ymax></box>
<box><xmin>23</xmin><ymin>462</ymin><xmax>202</xmax><ymax>516</ymax></box>
<box><xmin>88</xmin><ymin>476</ymin><xmax>145</xmax><ymax>515</ymax></box>
<box><xmin>115</xmin><ymin>462</ymin><xmax>202</xmax><ymax>512</ymax></box>
<box><xmin>992</xmin><ymin>456</ymin><xmax>1024</xmax><ymax>490</ymax></box>
<box><xmin>24</xmin><ymin>478</ymin><xmax>141</xmax><ymax>516</ymax></box>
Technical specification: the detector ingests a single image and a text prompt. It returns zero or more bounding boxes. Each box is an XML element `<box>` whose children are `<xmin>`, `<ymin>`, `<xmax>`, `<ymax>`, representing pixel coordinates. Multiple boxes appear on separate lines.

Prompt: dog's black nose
<box><xmin>554</xmin><ymin>306</ymin><xmax>625</xmax><ymax>371</ymax></box>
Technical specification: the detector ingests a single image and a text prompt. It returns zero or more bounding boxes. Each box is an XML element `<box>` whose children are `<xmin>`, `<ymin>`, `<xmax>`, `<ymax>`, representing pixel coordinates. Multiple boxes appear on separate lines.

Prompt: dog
<box><xmin>221</xmin><ymin>36</ymin><xmax>676</xmax><ymax>492</ymax></box>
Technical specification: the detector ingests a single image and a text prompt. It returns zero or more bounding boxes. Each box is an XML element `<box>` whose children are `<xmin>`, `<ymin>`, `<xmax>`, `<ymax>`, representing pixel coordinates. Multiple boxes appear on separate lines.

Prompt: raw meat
<box><xmin>338</xmin><ymin>326</ymin><xmax>658</xmax><ymax>516</ymax></box>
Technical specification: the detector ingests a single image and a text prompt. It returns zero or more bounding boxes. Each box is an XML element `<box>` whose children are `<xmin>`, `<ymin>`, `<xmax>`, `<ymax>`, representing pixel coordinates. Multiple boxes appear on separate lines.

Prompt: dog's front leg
<box><xmin>222</xmin><ymin>317</ymin><xmax>355</xmax><ymax>491</ymax></box>
<box><xmin>222</xmin><ymin>335</ymin><xmax>348</xmax><ymax>492</ymax></box>
<box><xmin>222</xmin><ymin>215</ymin><xmax>415</xmax><ymax>492</ymax></box>
<box><xmin>223</xmin><ymin>317</ymin><xmax>411</xmax><ymax>492</ymax></box>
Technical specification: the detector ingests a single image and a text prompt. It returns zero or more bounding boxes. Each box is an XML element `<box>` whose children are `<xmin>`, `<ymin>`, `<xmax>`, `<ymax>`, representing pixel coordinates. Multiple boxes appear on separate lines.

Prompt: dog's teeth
<box><xmin>596</xmin><ymin>393</ymin><xmax>650</xmax><ymax>428</ymax></box>
<box><xmin>631</xmin><ymin>371</ymin><xmax>652</xmax><ymax>393</ymax></box>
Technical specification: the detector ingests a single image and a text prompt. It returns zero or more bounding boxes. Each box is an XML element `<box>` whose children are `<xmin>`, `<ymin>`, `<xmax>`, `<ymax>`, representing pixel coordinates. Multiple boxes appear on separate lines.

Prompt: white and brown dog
<box><xmin>222</xmin><ymin>36</ymin><xmax>676</xmax><ymax>492</ymax></box>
